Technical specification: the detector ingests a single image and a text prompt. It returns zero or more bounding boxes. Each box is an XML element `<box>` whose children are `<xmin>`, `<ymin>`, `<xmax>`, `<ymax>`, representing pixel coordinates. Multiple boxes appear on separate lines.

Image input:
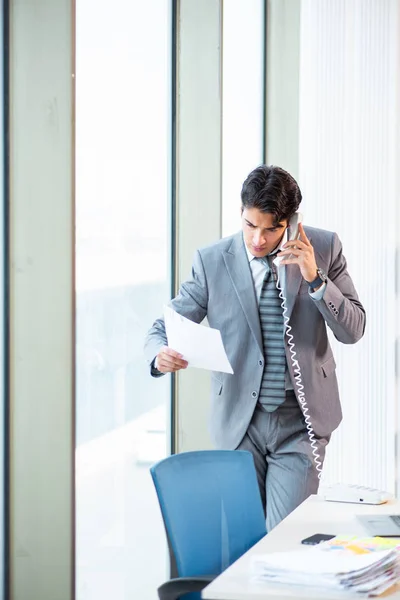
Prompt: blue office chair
<box><xmin>150</xmin><ymin>450</ymin><xmax>267</xmax><ymax>600</ymax></box>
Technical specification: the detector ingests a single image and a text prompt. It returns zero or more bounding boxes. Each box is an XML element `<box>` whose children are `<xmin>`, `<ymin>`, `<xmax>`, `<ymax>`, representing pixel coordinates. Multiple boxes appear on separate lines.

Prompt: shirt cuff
<box><xmin>309</xmin><ymin>281</ymin><xmax>327</xmax><ymax>300</ymax></box>
<box><xmin>150</xmin><ymin>357</ymin><xmax>164</xmax><ymax>377</ymax></box>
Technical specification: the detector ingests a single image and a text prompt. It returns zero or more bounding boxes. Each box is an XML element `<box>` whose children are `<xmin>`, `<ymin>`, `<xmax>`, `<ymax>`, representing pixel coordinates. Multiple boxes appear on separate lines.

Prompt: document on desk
<box><xmin>251</xmin><ymin>536</ymin><xmax>400</xmax><ymax>597</ymax></box>
<box><xmin>164</xmin><ymin>306</ymin><xmax>233</xmax><ymax>374</ymax></box>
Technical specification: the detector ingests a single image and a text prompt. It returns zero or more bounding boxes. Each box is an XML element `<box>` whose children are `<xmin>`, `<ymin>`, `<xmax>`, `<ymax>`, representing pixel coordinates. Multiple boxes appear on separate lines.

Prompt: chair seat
<box><xmin>157</xmin><ymin>575</ymin><xmax>215</xmax><ymax>600</ymax></box>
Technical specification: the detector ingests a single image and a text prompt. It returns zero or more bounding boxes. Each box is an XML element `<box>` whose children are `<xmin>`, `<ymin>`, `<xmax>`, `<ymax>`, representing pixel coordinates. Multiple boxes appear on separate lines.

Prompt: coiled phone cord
<box><xmin>275</xmin><ymin>265</ymin><xmax>323</xmax><ymax>479</ymax></box>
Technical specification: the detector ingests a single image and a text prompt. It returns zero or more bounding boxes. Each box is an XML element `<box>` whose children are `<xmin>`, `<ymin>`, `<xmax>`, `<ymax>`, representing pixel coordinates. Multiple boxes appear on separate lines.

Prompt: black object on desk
<box><xmin>301</xmin><ymin>533</ymin><xmax>336</xmax><ymax>545</ymax></box>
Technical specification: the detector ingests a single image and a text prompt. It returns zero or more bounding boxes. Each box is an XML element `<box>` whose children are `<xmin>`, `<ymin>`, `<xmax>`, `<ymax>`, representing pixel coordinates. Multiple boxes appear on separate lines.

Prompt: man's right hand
<box><xmin>156</xmin><ymin>346</ymin><xmax>188</xmax><ymax>373</ymax></box>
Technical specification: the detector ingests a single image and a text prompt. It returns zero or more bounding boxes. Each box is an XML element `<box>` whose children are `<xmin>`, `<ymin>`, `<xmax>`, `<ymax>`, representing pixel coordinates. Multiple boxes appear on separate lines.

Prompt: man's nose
<box><xmin>253</xmin><ymin>231</ymin><xmax>264</xmax><ymax>246</ymax></box>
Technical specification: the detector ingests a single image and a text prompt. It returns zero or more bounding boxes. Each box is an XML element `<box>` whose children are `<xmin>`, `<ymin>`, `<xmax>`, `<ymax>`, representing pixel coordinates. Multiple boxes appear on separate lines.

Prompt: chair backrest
<box><xmin>150</xmin><ymin>450</ymin><xmax>266</xmax><ymax>578</ymax></box>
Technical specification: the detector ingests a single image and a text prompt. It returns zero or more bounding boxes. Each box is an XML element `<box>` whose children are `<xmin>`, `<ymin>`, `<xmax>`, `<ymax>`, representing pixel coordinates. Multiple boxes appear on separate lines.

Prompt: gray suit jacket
<box><xmin>144</xmin><ymin>227</ymin><xmax>366</xmax><ymax>450</ymax></box>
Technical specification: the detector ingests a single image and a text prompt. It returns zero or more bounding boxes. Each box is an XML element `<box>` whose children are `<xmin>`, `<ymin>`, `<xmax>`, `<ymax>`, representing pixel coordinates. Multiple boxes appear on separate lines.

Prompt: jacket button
<box><xmin>252</xmin><ymin>391</ymin><xmax>258</xmax><ymax>399</ymax></box>
<box><xmin>259</xmin><ymin>359</ymin><xmax>263</xmax><ymax>366</ymax></box>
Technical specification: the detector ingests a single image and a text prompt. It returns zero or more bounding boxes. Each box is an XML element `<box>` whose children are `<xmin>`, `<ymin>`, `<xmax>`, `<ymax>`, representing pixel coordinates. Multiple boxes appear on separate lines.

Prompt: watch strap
<box><xmin>308</xmin><ymin>274</ymin><xmax>323</xmax><ymax>289</ymax></box>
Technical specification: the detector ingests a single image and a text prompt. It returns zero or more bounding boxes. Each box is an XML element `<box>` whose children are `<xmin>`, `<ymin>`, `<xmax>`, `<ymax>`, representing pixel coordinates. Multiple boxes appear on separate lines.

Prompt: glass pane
<box><xmin>222</xmin><ymin>0</ymin><xmax>264</xmax><ymax>236</ymax></box>
<box><xmin>75</xmin><ymin>2</ymin><xmax>172</xmax><ymax>599</ymax></box>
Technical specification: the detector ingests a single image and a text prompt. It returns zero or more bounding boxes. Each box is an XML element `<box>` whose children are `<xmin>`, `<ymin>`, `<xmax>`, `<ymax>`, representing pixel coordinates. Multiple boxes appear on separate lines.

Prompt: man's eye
<box><xmin>247</xmin><ymin>223</ymin><xmax>255</xmax><ymax>228</ymax></box>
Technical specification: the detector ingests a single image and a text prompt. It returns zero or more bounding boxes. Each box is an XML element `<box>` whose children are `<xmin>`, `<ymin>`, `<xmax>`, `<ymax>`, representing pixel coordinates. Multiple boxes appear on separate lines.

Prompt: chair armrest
<box><xmin>157</xmin><ymin>575</ymin><xmax>215</xmax><ymax>600</ymax></box>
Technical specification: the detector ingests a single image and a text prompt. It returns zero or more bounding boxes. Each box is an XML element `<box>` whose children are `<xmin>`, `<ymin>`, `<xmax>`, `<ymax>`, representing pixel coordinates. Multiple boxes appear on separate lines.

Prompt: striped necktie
<box><xmin>257</xmin><ymin>256</ymin><xmax>287</xmax><ymax>411</ymax></box>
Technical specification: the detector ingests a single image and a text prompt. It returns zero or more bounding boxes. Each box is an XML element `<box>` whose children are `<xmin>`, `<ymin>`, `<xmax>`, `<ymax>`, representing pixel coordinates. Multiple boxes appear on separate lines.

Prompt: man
<box><xmin>144</xmin><ymin>165</ymin><xmax>365</xmax><ymax>531</ymax></box>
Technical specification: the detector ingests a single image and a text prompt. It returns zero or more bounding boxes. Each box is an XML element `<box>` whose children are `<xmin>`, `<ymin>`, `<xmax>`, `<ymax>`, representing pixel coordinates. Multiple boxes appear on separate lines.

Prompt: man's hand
<box><xmin>277</xmin><ymin>222</ymin><xmax>318</xmax><ymax>283</ymax></box>
<box><xmin>156</xmin><ymin>346</ymin><xmax>188</xmax><ymax>373</ymax></box>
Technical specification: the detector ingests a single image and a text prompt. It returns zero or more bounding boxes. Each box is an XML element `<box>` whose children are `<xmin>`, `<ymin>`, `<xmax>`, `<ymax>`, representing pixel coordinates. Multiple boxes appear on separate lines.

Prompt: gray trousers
<box><xmin>236</xmin><ymin>396</ymin><xmax>330</xmax><ymax>532</ymax></box>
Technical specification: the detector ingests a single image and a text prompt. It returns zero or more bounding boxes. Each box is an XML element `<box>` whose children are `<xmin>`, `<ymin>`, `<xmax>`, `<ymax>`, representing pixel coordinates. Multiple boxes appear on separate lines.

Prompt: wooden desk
<box><xmin>202</xmin><ymin>494</ymin><xmax>400</xmax><ymax>600</ymax></box>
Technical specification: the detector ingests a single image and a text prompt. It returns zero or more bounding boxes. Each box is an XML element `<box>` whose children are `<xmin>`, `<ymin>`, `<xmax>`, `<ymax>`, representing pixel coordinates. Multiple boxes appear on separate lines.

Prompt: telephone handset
<box><xmin>287</xmin><ymin>211</ymin><xmax>303</xmax><ymax>242</ymax></box>
<box><xmin>273</xmin><ymin>211</ymin><xmax>303</xmax><ymax>268</ymax></box>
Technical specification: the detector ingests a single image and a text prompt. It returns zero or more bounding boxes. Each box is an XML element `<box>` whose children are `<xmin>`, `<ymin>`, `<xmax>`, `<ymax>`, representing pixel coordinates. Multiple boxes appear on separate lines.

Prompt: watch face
<box><xmin>317</xmin><ymin>268</ymin><xmax>327</xmax><ymax>281</ymax></box>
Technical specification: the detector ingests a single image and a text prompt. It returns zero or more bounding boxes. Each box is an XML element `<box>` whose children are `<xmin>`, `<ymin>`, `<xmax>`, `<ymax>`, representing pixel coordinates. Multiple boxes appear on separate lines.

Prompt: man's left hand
<box><xmin>277</xmin><ymin>223</ymin><xmax>318</xmax><ymax>283</ymax></box>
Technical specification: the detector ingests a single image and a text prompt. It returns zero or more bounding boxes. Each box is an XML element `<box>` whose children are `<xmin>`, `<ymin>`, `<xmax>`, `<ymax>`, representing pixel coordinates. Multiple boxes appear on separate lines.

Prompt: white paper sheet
<box><xmin>164</xmin><ymin>306</ymin><xmax>234</xmax><ymax>374</ymax></box>
<box><xmin>252</xmin><ymin>547</ymin><xmax>395</xmax><ymax>575</ymax></box>
<box><xmin>251</xmin><ymin>547</ymin><xmax>400</xmax><ymax>596</ymax></box>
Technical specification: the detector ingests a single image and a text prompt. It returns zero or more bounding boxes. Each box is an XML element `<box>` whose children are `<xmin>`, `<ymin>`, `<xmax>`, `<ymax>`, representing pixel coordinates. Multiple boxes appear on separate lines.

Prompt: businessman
<box><xmin>144</xmin><ymin>165</ymin><xmax>366</xmax><ymax>531</ymax></box>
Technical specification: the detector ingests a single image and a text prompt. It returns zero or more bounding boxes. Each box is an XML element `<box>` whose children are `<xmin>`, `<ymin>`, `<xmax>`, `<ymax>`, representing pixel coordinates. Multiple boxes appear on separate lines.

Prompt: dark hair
<box><xmin>241</xmin><ymin>165</ymin><xmax>302</xmax><ymax>224</ymax></box>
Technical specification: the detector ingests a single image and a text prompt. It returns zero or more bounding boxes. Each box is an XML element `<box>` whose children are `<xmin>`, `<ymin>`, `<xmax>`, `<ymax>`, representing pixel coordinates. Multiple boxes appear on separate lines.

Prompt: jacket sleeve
<box><xmin>312</xmin><ymin>233</ymin><xmax>366</xmax><ymax>344</ymax></box>
<box><xmin>144</xmin><ymin>249</ymin><xmax>209</xmax><ymax>374</ymax></box>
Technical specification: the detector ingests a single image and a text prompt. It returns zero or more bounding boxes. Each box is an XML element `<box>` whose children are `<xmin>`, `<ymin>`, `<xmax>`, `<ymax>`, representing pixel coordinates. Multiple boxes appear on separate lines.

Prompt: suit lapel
<box><xmin>223</xmin><ymin>233</ymin><xmax>263</xmax><ymax>356</ymax></box>
<box><xmin>284</xmin><ymin>264</ymin><xmax>303</xmax><ymax>319</ymax></box>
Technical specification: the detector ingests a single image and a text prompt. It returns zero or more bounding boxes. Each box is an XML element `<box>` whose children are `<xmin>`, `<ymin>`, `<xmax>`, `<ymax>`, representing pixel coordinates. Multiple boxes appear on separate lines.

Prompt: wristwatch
<box><xmin>308</xmin><ymin>267</ymin><xmax>328</xmax><ymax>291</ymax></box>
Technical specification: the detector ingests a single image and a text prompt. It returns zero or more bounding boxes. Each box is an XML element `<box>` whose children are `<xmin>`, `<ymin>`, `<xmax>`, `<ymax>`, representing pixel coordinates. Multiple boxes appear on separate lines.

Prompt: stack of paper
<box><xmin>251</xmin><ymin>536</ymin><xmax>400</xmax><ymax>596</ymax></box>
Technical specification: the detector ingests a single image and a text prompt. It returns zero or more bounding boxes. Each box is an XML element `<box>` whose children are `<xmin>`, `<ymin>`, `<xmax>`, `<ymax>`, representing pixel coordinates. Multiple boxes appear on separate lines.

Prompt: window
<box><xmin>222</xmin><ymin>0</ymin><xmax>265</xmax><ymax>236</ymax></box>
<box><xmin>75</xmin><ymin>1</ymin><xmax>172</xmax><ymax>598</ymax></box>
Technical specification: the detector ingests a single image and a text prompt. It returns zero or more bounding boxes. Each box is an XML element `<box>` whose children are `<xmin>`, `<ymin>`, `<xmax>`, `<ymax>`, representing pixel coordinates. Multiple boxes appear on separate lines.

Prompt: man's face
<box><xmin>241</xmin><ymin>207</ymin><xmax>287</xmax><ymax>258</ymax></box>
